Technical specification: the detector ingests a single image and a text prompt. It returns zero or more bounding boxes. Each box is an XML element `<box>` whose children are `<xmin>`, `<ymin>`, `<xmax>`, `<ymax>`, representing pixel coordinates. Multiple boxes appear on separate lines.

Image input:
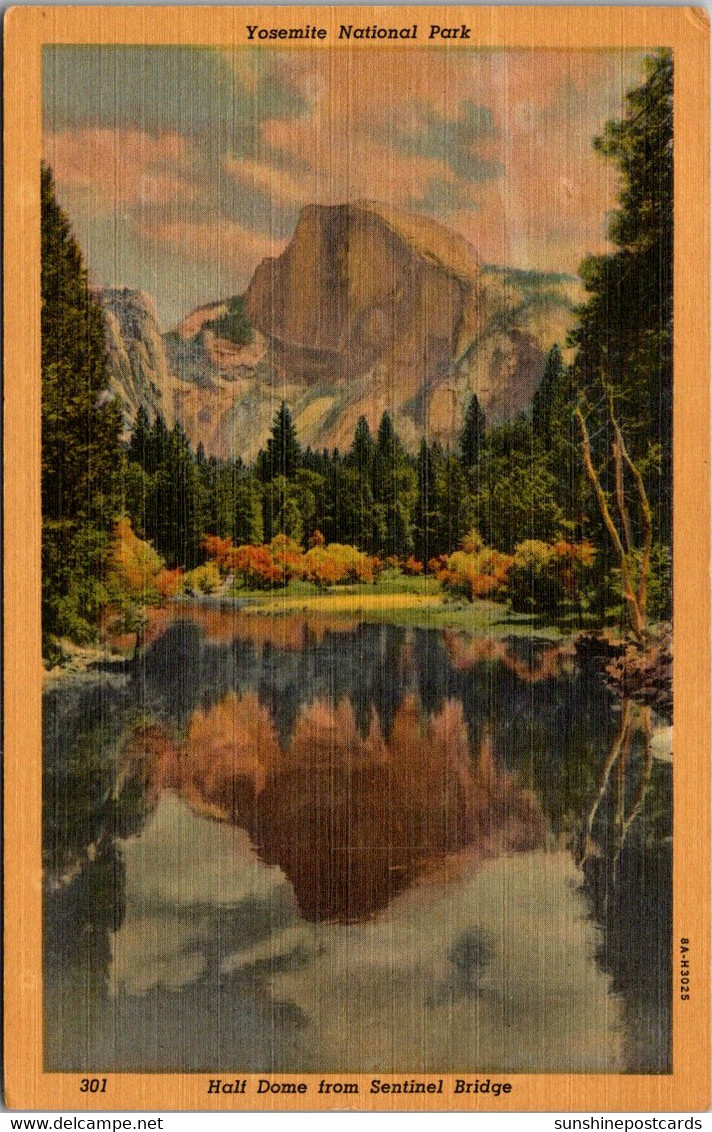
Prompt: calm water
<box><xmin>43</xmin><ymin>612</ymin><xmax>672</xmax><ymax>1073</ymax></box>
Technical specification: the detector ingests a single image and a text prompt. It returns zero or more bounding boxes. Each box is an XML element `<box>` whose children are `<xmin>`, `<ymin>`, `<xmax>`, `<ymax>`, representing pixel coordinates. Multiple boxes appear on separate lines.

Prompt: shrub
<box><xmin>431</xmin><ymin>535</ymin><xmax>511</xmax><ymax>603</ymax></box>
<box><xmin>184</xmin><ymin>562</ymin><xmax>222</xmax><ymax>594</ymax></box>
<box><xmin>507</xmin><ymin>539</ymin><xmax>596</xmax><ymax>614</ymax></box>
<box><xmin>302</xmin><ymin>542</ymin><xmax>382</xmax><ymax>588</ymax></box>
<box><xmin>202</xmin><ymin>534</ymin><xmax>235</xmax><ymax>574</ymax></box>
<box><xmin>401</xmin><ymin>556</ymin><xmax>424</xmax><ymax>576</ymax></box>
<box><xmin>269</xmin><ymin>534</ymin><xmax>304</xmax><ymax>583</ymax></box>
<box><xmin>507</xmin><ymin>540</ymin><xmax>558</xmax><ymax>613</ymax></box>
<box><xmin>302</xmin><ymin>546</ymin><xmax>346</xmax><ymax>589</ymax></box>
<box><xmin>460</xmin><ymin>529</ymin><xmax>484</xmax><ymax>555</ymax></box>
<box><xmin>231</xmin><ymin>544</ymin><xmax>283</xmax><ymax>589</ymax></box>
<box><xmin>107</xmin><ymin>517</ymin><xmax>183</xmax><ymax>606</ymax></box>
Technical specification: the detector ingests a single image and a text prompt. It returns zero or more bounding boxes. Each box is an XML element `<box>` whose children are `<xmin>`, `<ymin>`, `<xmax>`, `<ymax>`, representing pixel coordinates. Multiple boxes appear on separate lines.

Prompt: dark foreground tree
<box><xmin>460</xmin><ymin>393</ymin><xmax>486</xmax><ymax>471</ymax></box>
<box><xmin>570</xmin><ymin>51</ymin><xmax>673</xmax><ymax>636</ymax></box>
<box><xmin>571</xmin><ymin>49</ymin><xmax>673</xmax><ymax>539</ymax></box>
<box><xmin>41</xmin><ymin>163</ymin><xmax>122</xmax><ymax>649</ymax></box>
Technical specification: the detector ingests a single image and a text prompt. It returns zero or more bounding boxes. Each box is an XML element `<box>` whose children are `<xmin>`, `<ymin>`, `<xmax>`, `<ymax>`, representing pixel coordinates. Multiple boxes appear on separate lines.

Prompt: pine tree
<box><xmin>414</xmin><ymin>438</ymin><xmax>436</xmax><ymax>566</ymax></box>
<box><xmin>531</xmin><ymin>346</ymin><xmax>563</xmax><ymax>452</ymax></box>
<box><xmin>41</xmin><ymin>163</ymin><xmax>122</xmax><ymax>648</ymax></box>
<box><xmin>372</xmin><ymin>412</ymin><xmax>416</xmax><ymax>557</ymax></box>
<box><xmin>459</xmin><ymin>393</ymin><xmax>486</xmax><ymax>470</ymax></box>
<box><xmin>128</xmin><ymin>405</ymin><xmax>152</xmax><ymax>470</ymax></box>
<box><xmin>233</xmin><ymin>476</ymin><xmax>264</xmax><ymax>546</ymax></box>
<box><xmin>340</xmin><ymin>417</ymin><xmax>377</xmax><ymax>550</ymax></box>
<box><xmin>148</xmin><ymin>413</ymin><xmax>170</xmax><ymax>473</ymax></box>
<box><xmin>433</xmin><ymin>452</ymin><xmax>477</xmax><ymax>555</ymax></box>
<box><xmin>346</xmin><ymin>416</ymin><xmax>376</xmax><ymax>475</ymax></box>
<box><xmin>258</xmin><ymin>401</ymin><xmax>301</xmax><ymax>482</ymax></box>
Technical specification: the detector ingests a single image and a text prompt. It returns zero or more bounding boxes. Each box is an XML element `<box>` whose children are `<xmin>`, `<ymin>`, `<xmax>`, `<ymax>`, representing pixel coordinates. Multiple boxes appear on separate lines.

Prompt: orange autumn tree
<box><xmin>202</xmin><ymin>530</ymin><xmax>384</xmax><ymax>592</ymax></box>
<box><xmin>105</xmin><ymin>516</ymin><xmax>183</xmax><ymax>649</ymax></box>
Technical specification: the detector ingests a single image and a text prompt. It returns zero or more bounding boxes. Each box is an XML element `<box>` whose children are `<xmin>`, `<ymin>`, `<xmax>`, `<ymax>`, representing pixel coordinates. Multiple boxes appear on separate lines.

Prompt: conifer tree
<box><xmin>459</xmin><ymin>393</ymin><xmax>486</xmax><ymax>470</ymax></box>
<box><xmin>531</xmin><ymin>345</ymin><xmax>564</xmax><ymax>452</ymax></box>
<box><xmin>258</xmin><ymin>401</ymin><xmax>301</xmax><ymax>481</ymax></box>
<box><xmin>414</xmin><ymin>438</ymin><xmax>436</xmax><ymax>566</ymax></box>
<box><xmin>372</xmin><ymin>412</ymin><xmax>416</xmax><ymax>557</ymax></box>
<box><xmin>347</xmin><ymin>416</ymin><xmax>376</xmax><ymax>475</ymax></box>
<box><xmin>128</xmin><ymin>405</ymin><xmax>152</xmax><ymax>470</ymax></box>
<box><xmin>41</xmin><ymin>163</ymin><xmax>122</xmax><ymax>647</ymax></box>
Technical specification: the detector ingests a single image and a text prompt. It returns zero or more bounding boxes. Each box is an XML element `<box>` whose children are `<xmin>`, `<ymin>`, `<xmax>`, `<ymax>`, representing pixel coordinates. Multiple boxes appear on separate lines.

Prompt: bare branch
<box><xmin>575</xmin><ymin>406</ymin><xmax>646</xmax><ymax>639</ymax></box>
<box><xmin>611</xmin><ymin>411</ymin><xmax>653</xmax><ymax>620</ymax></box>
<box><xmin>608</xmin><ymin>395</ymin><xmax>633</xmax><ymax>554</ymax></box>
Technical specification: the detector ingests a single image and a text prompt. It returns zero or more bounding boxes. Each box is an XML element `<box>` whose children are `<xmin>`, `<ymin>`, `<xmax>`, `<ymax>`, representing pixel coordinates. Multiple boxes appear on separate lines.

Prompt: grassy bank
<box><xmin>225</xmin><ymin>573</ymin><xmax>566</xmax><ymax>639</ymax></box>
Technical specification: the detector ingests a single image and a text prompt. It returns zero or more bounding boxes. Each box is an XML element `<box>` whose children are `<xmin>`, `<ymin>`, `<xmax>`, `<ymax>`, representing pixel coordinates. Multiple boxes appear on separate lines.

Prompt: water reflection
<box><xmin>44</xmin><ymin>615</ymin><xmax>672</xmax><ymax>1073</ymax></box>
<box><xmin>124</xmin><ymin>695</ymin><xmax>545</xmax><ymax>922</ymax></box>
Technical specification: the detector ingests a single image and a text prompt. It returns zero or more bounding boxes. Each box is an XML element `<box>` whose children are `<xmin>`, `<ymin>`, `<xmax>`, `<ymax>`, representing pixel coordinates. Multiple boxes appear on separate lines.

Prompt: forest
<box><xmin>41</xmin><ymin>50</ymin><xmax>672</xmax><ymax>662</ymax></box>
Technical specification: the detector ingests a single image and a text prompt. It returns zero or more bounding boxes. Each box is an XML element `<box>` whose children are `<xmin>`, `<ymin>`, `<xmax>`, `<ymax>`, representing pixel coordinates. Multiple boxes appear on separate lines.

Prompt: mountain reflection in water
<box><xmin>124</xmin><ymin>694</ymin><xmax>545</xmax><ymax>922</ymax></box>
<box><xmin>43</xmin><ymin>615</ymin><xmax>672</xmax><ymax>1074</ymax></box>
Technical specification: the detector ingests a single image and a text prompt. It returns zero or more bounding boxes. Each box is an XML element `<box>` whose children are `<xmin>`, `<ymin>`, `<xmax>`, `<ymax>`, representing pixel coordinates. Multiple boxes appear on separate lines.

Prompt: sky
<box><xmin>43</xmin><ymin>45</ymin><xmax>651</xmax><ymax>328</ymax></box>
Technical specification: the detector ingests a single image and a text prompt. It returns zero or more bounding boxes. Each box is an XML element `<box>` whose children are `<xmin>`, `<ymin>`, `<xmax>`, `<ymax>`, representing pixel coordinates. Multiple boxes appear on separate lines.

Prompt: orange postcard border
<box><xmin>4</xmin><ymin>6</ymin><xmax>710</xmax><ymax>1112</ymax></box>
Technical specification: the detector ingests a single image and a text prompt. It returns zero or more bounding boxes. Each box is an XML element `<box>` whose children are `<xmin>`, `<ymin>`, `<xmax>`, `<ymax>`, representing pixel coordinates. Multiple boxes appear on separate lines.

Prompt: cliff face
<box><xmin>101</xmin><ymin>204</ymin><xmax>578</xmax><ymax>459</ymax></box>
<box><xmin>243</xmin><ymin>201</ymin><xmax>576</xmax><ymax>454</ymax></box>
<box><xmin>100</xmin><ymin>288</ymin><xmax>175</xmax><ymax>432</ymax></box>
<box><xmin>246</xmin><ymin>202</ymin><xmax>475</xmax><ymax>386</ymax></box>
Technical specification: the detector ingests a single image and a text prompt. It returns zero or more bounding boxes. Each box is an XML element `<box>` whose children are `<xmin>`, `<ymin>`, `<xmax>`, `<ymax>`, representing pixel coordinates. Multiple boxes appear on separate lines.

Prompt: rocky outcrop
<box><xmin>100</xmin><ymin>288</ymin><xmax>175</xmax><ymax>432</ymax></box>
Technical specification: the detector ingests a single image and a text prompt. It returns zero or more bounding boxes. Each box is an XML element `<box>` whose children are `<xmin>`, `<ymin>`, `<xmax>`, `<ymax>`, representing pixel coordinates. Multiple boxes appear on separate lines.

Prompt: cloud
<box><xmin>44</xmin><ymin>128</ymin><xmax>198</xmax><ymax>211</ymax></box>
<box><xmin>222</xmin><ymin>155</ymin><xmax>308</xmax><ymax>207</ymax></box>
<box><xmin>376</xmin><ymin>100</ymin><xmax>501</xmax><ymax>183</ymax></box>
<box><xmin>144</xmin><ymin>218</ymin><xmax>286</xmax><ymax>270</ymax></box>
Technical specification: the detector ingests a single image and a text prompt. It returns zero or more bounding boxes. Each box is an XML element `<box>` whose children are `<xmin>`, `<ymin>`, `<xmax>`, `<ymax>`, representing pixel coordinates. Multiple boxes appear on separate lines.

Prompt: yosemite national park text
<box><xmin>245</xmin><ymin>24</ymin><xmax>471</xmax><ymax>39</ymax></box>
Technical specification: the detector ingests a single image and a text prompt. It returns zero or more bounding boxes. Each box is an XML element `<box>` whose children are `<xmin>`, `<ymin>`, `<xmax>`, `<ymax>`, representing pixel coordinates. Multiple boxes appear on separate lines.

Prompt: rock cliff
<box><xmin>243</xmin><ymin>201</ymin><xmax>577</xmax><ymax>453</ymax></box>
<box><xmin>100</xmin><ymin>288</ymin><xmax>175</xmax><ymax>432</ymax></box>
<box><xmin>101</xmin><ymin>203</ymin><xmax>578</xmax><ymax>459</ymax></box>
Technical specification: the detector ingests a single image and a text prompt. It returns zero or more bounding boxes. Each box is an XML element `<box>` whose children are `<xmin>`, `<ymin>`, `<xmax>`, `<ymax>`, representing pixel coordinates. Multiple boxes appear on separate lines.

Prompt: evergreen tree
<box><xmin>147</xmin><ymin>413</ymin><xmax>170</xmax><ymax>475</ymax></box>
<box><xmin>414</xmin><ymin>438</ymin><xmax>436</xmax><ymax>566</ymax></box>
<box><xmin>340</xmin><ymin>416</ymin><xmax>378</xmax><ymax>550</ymax></box>
<box><xmin>432</xmin><ymin>451</ymin><xmax>477</xmax><ymax>556</ymax></box>
<box><xmin>460</xmin><ymin>393</ymin><xmax>486</xmax><ymax>470</ymax></box>
<box><xmin>570</xmin><ymin>49</ymin><xmax>673</xmax><ymax>537</ymax></box>
<box><xmin>200</xmin><ymin>456</ymin><xmax>234</xmax><ymax>540</ymax></box>
<box><xmin>262</xmin><ymin>475</ymin><xmax>303</xmax><ymax>544</ymax></box>
<box><xmin>346</xmin><ymin>416</ymin><xmax>376</xmax><ymax>475</ymax></box>
<box><xmin>372</xmin><ymin>412</ymin><xmax>416</xmax><ymax>557</ymax></box>
<box><xmin>258</xmin><ymin>401</ymin><xmax>301</xmax><ymax>482</ymax></box>
<box><xmin>152</xmin><ymin>423</ymin><xmax>204</xmax><ymax>567</ymax></box>
<box><xmin>531</xmin><ymin>345</ymin><xmax>563</xmax><ymax>452</ymax></box>
<box><xmin>128</xmin><ymin>405</ymin><xmax>152</xmax><ymax>470</ymax></box>
<box><xmin>232</xmin><ymin>476</ymin><xmax>264</xmax><ymax>546</ymax></box>
<box><xmin>41</xmin><ymin>163</ymin><xmax>122</xmax><ymax>647</ymax></box>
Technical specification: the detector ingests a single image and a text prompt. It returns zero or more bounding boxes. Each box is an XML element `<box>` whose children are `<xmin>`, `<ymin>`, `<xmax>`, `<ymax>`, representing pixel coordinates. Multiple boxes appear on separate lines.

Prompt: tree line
<box><xmin>122</xmin><ymin>373</ymin><xmax>576</xmax><ymax>565</ymax></box>
<box><xmin>40</xmin><ymin>49</ymin><xmax>672</xmax><ymax>655</ymax></box>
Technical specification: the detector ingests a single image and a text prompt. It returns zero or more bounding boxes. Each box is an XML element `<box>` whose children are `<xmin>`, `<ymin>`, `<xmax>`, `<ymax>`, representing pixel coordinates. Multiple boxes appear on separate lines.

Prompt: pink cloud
<box><xmin>144</xmin><ymin>219</ymin><xmax>287</xmax><ymax>269</ymax></box>
<box><xmin>44</xmin><ymin>128</ymin><xmax>198</xmax><ymax>210</ymax></box>
<box><xmin>222</xmin><ymin>156</ymin><xmax>308</xmax><ymax>207</ymax></box>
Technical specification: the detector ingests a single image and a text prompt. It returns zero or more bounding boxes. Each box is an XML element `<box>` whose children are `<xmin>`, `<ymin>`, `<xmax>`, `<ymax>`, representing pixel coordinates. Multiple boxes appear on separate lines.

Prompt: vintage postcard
<box><xmin>4</xmin><ymin>5</ymin><xmax>710</xmax><ymax>1112</ymax></box>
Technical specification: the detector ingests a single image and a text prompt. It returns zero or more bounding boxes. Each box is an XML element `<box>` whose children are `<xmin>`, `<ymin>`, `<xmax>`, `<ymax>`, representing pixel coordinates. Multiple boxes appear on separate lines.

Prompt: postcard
<box><xmin>4</xmin><ymin>5</ymin><xmax>710</xmax><ymax>1112</ymax></box>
